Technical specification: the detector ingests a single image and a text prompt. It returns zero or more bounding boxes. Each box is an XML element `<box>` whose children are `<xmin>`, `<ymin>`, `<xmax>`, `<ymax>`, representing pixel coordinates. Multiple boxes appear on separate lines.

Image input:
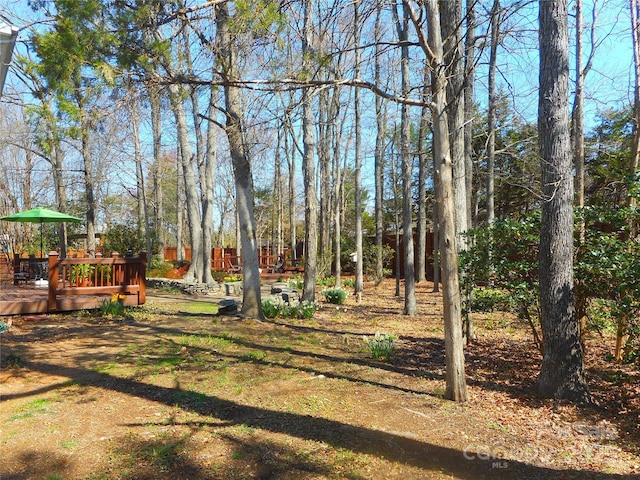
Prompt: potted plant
<box><xmin>70</xmin><ymin>264</ymin><xmax>93</xmax><ymax>287</ymax></box>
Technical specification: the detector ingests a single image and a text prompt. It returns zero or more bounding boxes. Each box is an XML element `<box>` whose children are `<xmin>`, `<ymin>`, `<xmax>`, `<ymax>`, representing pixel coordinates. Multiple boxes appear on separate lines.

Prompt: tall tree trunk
<box><xmin>201</xmin><ymin>84</ymin><xmax>217</xmax><ymax>285</ymax></box>
<box><xmin>354</xmin><ymin>0</ymin><xmax>364</xmax><ymax>302</ymax></box>
<box><xmin>149</xmin><ymin>84</ymin><xmax>165</xmax><ymax>264</ymax></box>
<box><xmin>573</xmin><ymin>0</ymin><xmax>585</xmax><ymax>225</ymax></box>
<box><xmin>442</xmin><ymin>0</ymin><xmax>474</xmax><ymax>343</ymax></box>
<box><xmin>464</xmin><ymin>0</ymin><xmax>476</xmax><ymax>229</ymax></box>
<box><xmin>301</xmin><ymin>0</ymin><xmax>319</xmax><ymax>302</ymax></box>
<box><xmin>440</xmin><ymin>0</ymin><xmax>468</xmax><ymax>245</ymax></box>
<box><xmin>394</xmin><ymin>0</ymin><xmax>417</xmax><ymax>315</ymax></box>
<box><xmin>50</xmin><ymin>127</ymin><xmax>69</xmax><ymax>258</ymax></box>
<box><xmin>176</xmin><ymin>157</ymin><xmax>185</xmax><ymax>263</ymax></box>
<box><xmin>76</xmin><ymin>89</ymin><xmax>97</xmax><ymax>258</ymax></box>
<box><xmin>432</xmin><ymin>169</ymin><xmax>440</xmax><ymax>293</ymax></box>
<box><xmin>216</xmin><ymin>2</ymin><xmax>263</xmax><ymax>318</ymax></box>
<box><xmin>374</xmin><ymin>3</ymin><xmax>386</xmax><ymax>285</ymax></box>
<box><xmin>317</xmin><ymin>88</ymin><xmax>332</xmax><ymax>262</ymax></box>
<box><xmin>424</xmin><ymin>0</ymin><xmax>468</xmax><ymax>402</ymax></box>
<box><xmin>131</xmin><ymin>95</ymin><xmax>152</xmax><ymax>259</ymax></box>
<box><xmin>416</xmin><ymin>77</ymin><xmax>430</xmax><ymax>284</ymax></box>
<box><xmin>486</xmin><ymin>0</ymin><xmax>500</xmax><ymax>225</ymax></box>
<box><xmin>275</xmin><ymin>130</ymin><xmax>284</xmax><ymax>257</ymax></box>
<box><xmin>285</xmin><ymin>104</ymin><xmax>297</xmax><ymax>266</ymax></box>
<box><xmin>169</xmin><ymin>83</ymin><xmax>203</xmax><ymax>280</ymax></box>
<box><xmin>630</xmin><ymin>0</ymin><xmax>640</xmax><ymax>239</ymax></box>
<box><xmin>537</xmin><ymin>0</ymin><xmax>590</xmax><ymax>404</ymax></box>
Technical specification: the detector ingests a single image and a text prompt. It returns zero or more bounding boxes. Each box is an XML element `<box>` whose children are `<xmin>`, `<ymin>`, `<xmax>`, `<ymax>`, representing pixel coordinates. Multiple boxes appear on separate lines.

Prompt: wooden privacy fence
<box><xmin>47</xmin><ymin>251</ymin><xmax>147</xmax><ymax>312</ymax></box>
<box><xmin>164</xmin><ymin>246</ymin><xmax>293</xmax><ymax>272</ymax></box>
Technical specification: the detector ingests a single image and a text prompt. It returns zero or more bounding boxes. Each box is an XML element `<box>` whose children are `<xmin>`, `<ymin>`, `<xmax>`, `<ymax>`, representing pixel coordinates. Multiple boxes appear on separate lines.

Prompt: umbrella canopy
<box><xmin>0</xmin><ymin>207</ymin><xmax>83</xmax><ymax>256</ymax></box>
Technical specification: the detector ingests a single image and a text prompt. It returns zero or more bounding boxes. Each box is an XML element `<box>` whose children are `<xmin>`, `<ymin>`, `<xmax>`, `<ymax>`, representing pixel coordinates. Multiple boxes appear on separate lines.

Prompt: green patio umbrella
<box><xmin>0</xmin><ymin>207</ymin><xmax>83</xmax><ymax>257</ymax></box>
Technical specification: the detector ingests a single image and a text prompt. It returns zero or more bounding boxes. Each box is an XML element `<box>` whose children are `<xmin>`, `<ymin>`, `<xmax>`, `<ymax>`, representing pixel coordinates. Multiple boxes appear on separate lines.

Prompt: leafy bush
<box><xmin>148</xmin><ymin>261</ymin><xmax>189</xmax><ymax>279</ymax></box>
<box><xmin>322</xmin><ymin>288</ymin><xmax>347</xmax><ymax>305</ymax></box>
<box><xmin>462</xmin><ymin>206</ymin><xmax>640</xmax><ymax>362</ymax></box>
<box><xmin>461</xmin><ymin>213</ymin><xmax>543</xmax><ymax>349</ymax></box>
<box><xmin>101</xmin><ymin>224</ymin><xmax>150</xmax><ymax>257</ymax></box>
<box><xmin>471</xmin><ymin>288</ymin><xmax>514</xmax><ymax>313</ymax></box>
<box><xmin>363</xmin><ymin>332</ymin><xmax>397</xmax><ymax>361</ymax></box>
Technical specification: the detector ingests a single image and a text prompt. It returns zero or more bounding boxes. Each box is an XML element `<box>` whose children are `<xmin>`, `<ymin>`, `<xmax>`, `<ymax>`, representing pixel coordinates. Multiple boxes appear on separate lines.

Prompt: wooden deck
<box><xmin>0</xmin><ymin>252</ymin><xmax>146</xmax><ymax>316</ymax></box>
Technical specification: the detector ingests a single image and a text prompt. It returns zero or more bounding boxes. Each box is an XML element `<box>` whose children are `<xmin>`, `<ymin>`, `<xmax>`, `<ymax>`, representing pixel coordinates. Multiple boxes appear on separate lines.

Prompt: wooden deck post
<box><xmin>139</xmin><ymin>251</ymin><xmax>147</xmax><ymax>305</ymax></box>
<box><xmin>48</xmin><ymin>251</ymin><xmax>59</xmax><ymax>311</ymax></box>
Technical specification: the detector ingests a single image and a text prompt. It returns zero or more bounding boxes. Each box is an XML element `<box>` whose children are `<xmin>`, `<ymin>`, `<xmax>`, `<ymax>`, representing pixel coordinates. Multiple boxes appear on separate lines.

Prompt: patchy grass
<box><xmin>0</xmin><ymin>280</ymin><xmax>638</xmax><ymax>479</ymax></box>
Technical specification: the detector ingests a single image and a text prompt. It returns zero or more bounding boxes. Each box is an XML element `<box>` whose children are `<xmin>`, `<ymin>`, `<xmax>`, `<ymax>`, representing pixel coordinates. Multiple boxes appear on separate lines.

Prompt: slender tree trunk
<box><xmin>425</xmin><ymin>0</ymin><xmax>468</xmax><ymax>402</ymax></box>
<box><xmin>285</xmin><ymin>106</ymin><xmax>297</xmax><ymax>266</ymax></box>
<box><xmin>131</xmin><ymin>95</ymin><xmax>151</xmax><ymax>259</ymax></box>
<box><xmin>394</xmin><ymin>0</ymin><xmax>417</xmax><ymax>315</ymax></box>
<box><xmin>464</xmin><ymin>0</ymin><xmax>476</xmax><ymax>229</ymax></box>
<box><xmin>630</xmin><ymin>0</ymin><xmax>640</xmax><ymax>238</ymax></box>
<box><xmin>149</xmin><ymin>84</ymin><xmax>165</xmax><ymax>264</ymax></box>
<box><xmin>201</xmin><ymin>84</ymin><xmax>217</xmax><ymax>285</ymax></box>
<box><xmin>317</xmin><ymin>88</ymin><xmax>331</xmax><ymax>261</ymax></box>
<box><xmin>442</xmin><ymin>0</ymin><xmax>474</xmax><ymax>343</ymax></box>
<box><xmin>50</xmin><ymin>129</ymin><xmax>69</xmax><ymax>258</ymax></box>
<box><xmin>487</xmin><ymin>0</ymin><xmax>500</xmax><ymax>225</ymax></box>
<box><xmin>301</xmin><ymin>0</ymin><xmax>318</xmax><ymax>302</ymax></box>
<box><xmin>374</xmin><ymin>3</ymin><xmax>386</xmax><ymax>284</ymax></box>
<box><xmin>216</xmin><ymin>2</ymin><xmax>263</xmax><ymax>318</ymax></box>
<box><xmin>169</xmin><ymin>83</ymin><xmax>202</xmax><ymax>280</ymax></box>
<box><xmin>393</xmin><ymin>151</ymin><xmax>401</xmax><ymax>298</ymax></box>
<box><xmin>416</xmin><ymin>77</ymin><xmax>430</xmax><ymax>284</ymax></box>
<box><xmin>432</xmin><ymin>173</ymin><xmax>440</xmax><ymax>293</ymax></box>
<box><xmin>441</xmin><ymin>0</ymin><xmax>468</xmax><ymax>247</ymax></box>
<box><xmin>573</xmin><ymin>0</ymin><xmax>585</xmax><ymax>222</ymax></box>
<box><xmin>77</xmin><ymin>91</ymin><xmax>97</xmax><ymax>258</ymax></box>
<box><xmin>354</xmin><ymin>0</ymin><xmax>363</xmax><ymax>301</ymax></box>
<box><xmin>537</xmin><ymin>0</ymin><xmax>590</xmax><ymax>404</ymax></box>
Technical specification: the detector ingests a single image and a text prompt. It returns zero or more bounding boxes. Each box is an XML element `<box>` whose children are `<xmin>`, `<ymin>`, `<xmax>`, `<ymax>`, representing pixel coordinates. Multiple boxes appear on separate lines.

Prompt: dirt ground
<box><xmin>0</xmin><ymin>280</ymin><xmax>639</xmax><ymax>479</ymax></box>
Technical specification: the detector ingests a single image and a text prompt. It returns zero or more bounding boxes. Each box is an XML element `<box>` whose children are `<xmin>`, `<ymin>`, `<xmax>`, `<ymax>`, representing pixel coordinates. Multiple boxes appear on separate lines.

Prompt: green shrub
<box><xmin>322</xmin><ymin>288</ymin><xmax>347</xmax><ymax>305</ymax></box>
<box><xmin>471</xmin><ymin>288</ymin><xmax>514</xmax><ymax>313</ymax></box>
<box><xmin>148</xmin><ymin>261</ymin><xmax>189</xmax><ymax>279</ymax></box>
<box><xmin>363</xmin><ymin>332</ymin><xmax>397</xmax><ymax>361</ymax></box>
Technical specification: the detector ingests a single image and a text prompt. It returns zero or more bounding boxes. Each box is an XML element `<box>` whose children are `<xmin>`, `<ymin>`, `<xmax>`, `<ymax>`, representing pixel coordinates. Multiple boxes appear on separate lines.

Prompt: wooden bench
<box><xmin>283</xmin><ymin>266</ymin><xmax>304</xmax><ymax>274</ymax></box>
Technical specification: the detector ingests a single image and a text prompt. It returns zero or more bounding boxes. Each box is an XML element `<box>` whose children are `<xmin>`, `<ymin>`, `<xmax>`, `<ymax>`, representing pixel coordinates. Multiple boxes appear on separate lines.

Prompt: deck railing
<box><xmin>47</xmin><ymin>251</ymin><xmax>147</xmax><ymax>311</ymax></box>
